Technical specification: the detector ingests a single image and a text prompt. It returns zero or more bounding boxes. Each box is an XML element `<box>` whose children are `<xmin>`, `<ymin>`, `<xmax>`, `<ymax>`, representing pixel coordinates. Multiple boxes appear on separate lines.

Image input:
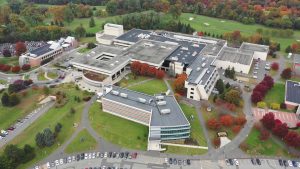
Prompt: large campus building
<box><xmin>100</xmin><ymin>85</ymin><xmax>190</xmax><ymax>151</ymax></box>
<box><xmin>19</xmin><ymin>36</ymin><xmax>77</xmax><ymax>67</ymax></box>
<box><xmin>70</xmin><ymin>23</ymin><xmax>269</xmax><ymax>101</ymax></box>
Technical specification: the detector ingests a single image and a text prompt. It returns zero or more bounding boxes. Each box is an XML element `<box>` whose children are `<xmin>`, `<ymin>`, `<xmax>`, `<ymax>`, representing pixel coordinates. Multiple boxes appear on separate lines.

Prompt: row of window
<box><xmin>161</xmin><ymin>129</ymin><xmax>190</xmax><ymax>134</ymax></box>
<box><xmin>161</xmin><ymin>133</ymin><xmax>189</xmax><ymax>139</ymax></box>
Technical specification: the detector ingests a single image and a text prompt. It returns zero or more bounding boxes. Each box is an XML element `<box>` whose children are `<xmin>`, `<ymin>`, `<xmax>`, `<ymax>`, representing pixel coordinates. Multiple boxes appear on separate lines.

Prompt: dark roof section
<box><xmin>285</xmin><ymin>80</ymin><xmax>300</xmax><ymax>105</ymax></box>
<box><xmin>30</xmin><ymin>44</ymin><xmax>52</xmax><ymax>57</ymax></box>
<box><xmin>115</xmin><ymin>29</ymin><xmax>152</xmax><ymax>43</ymax></box>
<box><xmin>103</xmin><ymin>85</ymin><xmax>190</xmax><ymax>127</ymax></box>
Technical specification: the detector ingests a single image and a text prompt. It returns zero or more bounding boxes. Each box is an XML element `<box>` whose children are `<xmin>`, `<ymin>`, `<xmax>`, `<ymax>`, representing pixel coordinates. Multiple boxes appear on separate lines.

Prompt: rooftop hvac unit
<box><xmin>294</xmin><ymin>83</ymin><xmax>300</xmax><ymax>87</ymax></box>
<box><xmin>181</xmin><ymin>47</ymin><xmax>188</xmax><ymax>50</ymax></box>
<box><xmin>171</xmin><ymin>57</ymin><xmax>178</xmax><ymax>61</ymax></box>
<box><xmin>202</xmin><ymin>57</ymin><xmax>206</xmax><ymax>61</ymax></box>
<box><xmin>120</xmin><ymin>93</ymin><xmax>128</xmax><ymax>98</ymax></box>
<box><xmin>111</xmin><ymin>90</ymin><xmax>119</xmax><ymax>95</ymax></box>
<box><xmin>157</xmin><ymin>101</ymin><xmax>167</xmax><ymax>106</ymax></box>
<box><xmin>138</xmin><ymin>98</ymin><xmax>147</xmax><ymax>103</ymax></box>
<box><xmin>196</xmin><ymin>67</ymin><xmax>201</xmax><ymax>71</ymax></box>
<box><xmin>206</xmin><ymin>70</ymin><xmax>210</xmax><ymax>74</ymax></box>
<box><xmin>161</xmin><ymin>109</ymin><xmax>171</xmax><ymax>114</ymax></box>
<box><xmin>201</xmin><ymin>63</ymin><xmax>206</xmax><ymax>67</ymax></box>
<box><xmin>155</xmin><ymin>95</ymin><xmax>164</xmax><ymax>100</ymax></box>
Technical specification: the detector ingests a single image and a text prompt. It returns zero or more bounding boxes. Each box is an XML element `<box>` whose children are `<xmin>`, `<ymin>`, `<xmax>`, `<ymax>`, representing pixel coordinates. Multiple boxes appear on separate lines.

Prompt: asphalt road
<box><xmin>0</xmin><ymin>101</ymin><xmax>55</xmax><ymax>148</ymax></box>
<box><xmin>43</xmin><ymin>155</ymin><xmax>296</xmax><ymax>169</ymax></box>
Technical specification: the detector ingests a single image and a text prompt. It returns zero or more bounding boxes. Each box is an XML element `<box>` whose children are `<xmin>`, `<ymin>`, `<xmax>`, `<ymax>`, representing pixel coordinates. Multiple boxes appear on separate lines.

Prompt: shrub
<box><xmin>11</xmin><ymin>66</ymin><xmax>21</xmax><ymax>73</ymax></box>
<box><xmin>280</xmin><ymin>103</ymin><xmax>287</xmax><ymax>109</ymax></box>
<box><xmin>232</xmin><ymin>125</ymin><xmax>241</xmax><ymax>133</ymax></box>
<box><xmin>87</xmin><ymin>42</ymin><xmax>96</xmax><ymax>49</ymax></box>
<box><xmin>207</xmin><ymin>118</ymin><xmax>221</xmax><ymax>130</ymax></box>
<box><xmin>235</xmin><ymin>116</ymin><xmax>247</xmax><ymax>125</ymax></box>
<box><xmin>271</xmin><ymin>62</ymin><xmax>279</xmax><ymax>71</ymax></box>
<box><xmin>270</xmin><ymin>103</ymin><xmax>280</xmax><ymax>110</ymax></box>
<box><xmin>213</xmin><ymin>137</ymin><xmax>221</xmax><ymax>148</ymax></box>
<box><xmin>257</xmin><ymin>101</ymin><xmax>266</xmax><ymax>108</ymax></box>
<box><xmin>21</xmin><ymin>64</ymin><xmax>31</xmax><ymax>71</ymax></box>
<box><xmin>83</xmin><ymin>96</ymin><xmax>91</xmax><ymax>101</ymax></box>
<box><xmin>259</xmin><ymin>129</ymin><xmax>270</xmax><ymax>141</ymax></box>
<box><xmin>2</xmin><ymin>49</ymin><xmax>11</xmax><ymax>57</ymax></box>
<box><xmin>220</xmin><ymin>115</ymin><xmax>234</xmax><ymax>127</ymax></box>
<box><xmin>281</xmin><ymin>68</ymin><xmax>292</xmax><ymax>79</ymax></box>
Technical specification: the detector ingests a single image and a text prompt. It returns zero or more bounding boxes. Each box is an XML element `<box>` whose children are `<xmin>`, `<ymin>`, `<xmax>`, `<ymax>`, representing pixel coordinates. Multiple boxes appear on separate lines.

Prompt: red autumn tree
<box><xmin>272</xmin><ymin>123</ymin><xmax>288</xmax><ymax>139</ymax></box>
<box><xmin>262</xmin><ymin>75</ymin><xmax>274</xmax><ymax>89</ymax></box>
<box><xmin>232</xmin><ymin>125</ymin><xmax>241</xmax><ymax>133</ymax></box>
<box><xmin>147</xmin><ymin>67</ymin><xmax>157</xmax><ymax>77</ymax></box>
<box><xmin>260</xmin><ymin>112</ymin><xmax>276</xmax><ymax>130</ymax></box>
<box><xmin>235</xmin><ymin>116</ymin><xmax>247</xmax><ymax>125</ymax></box>
<box><xmin>207</xmin><ymin>118</ymin><xmax>221</xmax><ymax>130</ymax></box>
<box><xmin>21</xmin><ymin>64</ymin><xmax>31</xmax><ymax>71</ymax></box>
<box><xmin>220</xmin><ymin>115</ymin><xmax>234</xmax><ymax>127</ymax></box>
<box><xmin>259</xmin><ymin>129</ymin><xmax>270</xmax><ymax>141</ymax></box>
<box><xmin>130</xmin><ymin>61</ymin><xmax>142</xmax><ymax>75</ymax></box>
<box><xmin>140</xmin><ymin>63</ymin><xmax>150</xmax><ymax>76</ymax></box>
<box><xmin>254</xmin><ymin>83</ymin><xmax>268</xmax><ymax>95</ymax></box>
<box><xmin>15</xmin><ymin>41</ymin><xmax>27</xmax><ymax>56</ymax></box>
<box><xmin>198</xmin><ymin>31</ymin><xmax>204</xmax><ymax>36</ymax></box>
<box><xmin>251</xmin><ymin>91</ymin><xmax>263</xmax><ymax>103</ymax></box>
<box><xmin>281</xmin><ymin>68</ymin><xmax>292</xmax><ymax>79</ymax></box>
<box><xmin>271</xmin><ymin>62</ymin><xmax>279</xmax><ymax>71</ymax></box>
<box><xmin>2</xmin><ymin>65</ymin><xmax>11</xmax><ymax>72</ymax></box>
<box><xmin>173</xmin><ymin>73</ymin><xmax>187</xmax><ymax>93</ymax></box>
<box><xmin>284</xmin><ymin>131</ymin><xmax>300</xmax><ymax>148</ymax></box>
<box><xmin>155</xmin><ymin>69</ymin><xmax>165</xmax><ymax>79</ymax></box>
<box><xmin>11</xmin><ymin>66</ymin><xmax>21</xmax><ymax>73</ymax></box>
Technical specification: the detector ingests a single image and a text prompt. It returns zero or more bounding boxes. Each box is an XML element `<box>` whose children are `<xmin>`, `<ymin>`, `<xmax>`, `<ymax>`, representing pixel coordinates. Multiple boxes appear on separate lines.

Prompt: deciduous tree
<box><xmin>15</xmin><ymin>42</ymin><xmax>26</xmax><ymax>56</ymax></box>
<box><xmin>220</xmin><ymin>115</ymin><xmax>234</xmax><ymax>127</ymax></box>
<box><xmin>260</xmin><ymin>112</ymin><xmax>275</xmax><ymax>130</ymax></box>
<box><xmin>281</xmin><ymin>68</ymin><xmax>292</xmax><ymax>79</ymax></box>
<box><xmin>272</xmin><ymin>123</ymin><xmax>288</xmax><ymax>139</ymax></box>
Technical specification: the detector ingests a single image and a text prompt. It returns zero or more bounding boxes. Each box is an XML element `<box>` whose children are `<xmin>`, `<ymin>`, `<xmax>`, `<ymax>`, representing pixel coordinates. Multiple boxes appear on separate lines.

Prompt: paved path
<box><xmin>0</xmin><ymin>101</ymin><xmax>55</xmax><ymax>148</ymax></box>
<box><xmin>126</xmin><ymin>78</ymin><xmax>154</xmax><ymax>88</ymax></box>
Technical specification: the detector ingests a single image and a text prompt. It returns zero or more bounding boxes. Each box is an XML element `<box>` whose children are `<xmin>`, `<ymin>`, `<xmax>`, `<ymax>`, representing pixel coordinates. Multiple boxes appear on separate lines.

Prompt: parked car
<box><xmin>278</xmin><ymin>159</ymin><xmax>283</xmax><ymax>166</ymax></box>
<box><xmin>292</xmin><ymin>161</ymin><xmax>298</xmax><ymax>167</ymax></box>
<box><xmin>1</xmin><ymin>130</ymin><xmax>8</xmax><ymax>135</ymax></box>
<box><xmin>186</xmin><ymin>159</ymin><xmax>191</xmax><ymax>165</ymax></box>
<box><xmin>233</xmin><ymin>159</ymin><xmax>239</xmax><ymax>166</ymax></box>
<box><xmin>228</xmin><ymin>159</ymin><xmax>233</xmax><ymax>165</ymax></box>
<box><xmin>251</xmin><ymin>158</ymin><xmax>256</xmax><ymax>165</ymax></box>
<box><xmin>283</xmin><ymin>160</ymin><xmax>288</xmax><ymax>167</ymax></box>
<box><xmin>225</xmin><ymin>159</ymin><xmax>231</xmax><ymax>166</ymax></box>
<box><xmin>288</xmin><ymin>160</ymin><xmax>293</xmax><ymax>167</ymax></box>
<box><xmin>168</xmin><ymin>158</ymin><xmax>172</xmax><ymax>164</ymax></box>
<box><xmin>59</xmin><ymin>158</ymin><xmax>63</xmax><ymax>165</ymax></box>
<box><xmin>253</xmin><ymin>75</ymin><xmax>258</xmax><ymax>79</ymax></box>
<box><xmin>132</xmin><ymin>152</ymin><xmax>137</xmax><ymax>159</ymax></box>
<box><xmin>55</xmin><ymin>160</ymin><xmax>59</xmax><ymax>166</ymax></box>
<box><xmin>256</xmin><ymin>158</ymin><xmax>261</xmax><ymax>165</ymax></box>
<box><xmin>7</xmin><ymin>127</ymin><xmax>15</xmax><ymax>131</ymax></box>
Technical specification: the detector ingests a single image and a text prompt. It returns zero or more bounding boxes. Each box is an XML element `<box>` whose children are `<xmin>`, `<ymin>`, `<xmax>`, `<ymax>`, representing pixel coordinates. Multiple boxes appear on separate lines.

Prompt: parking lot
<box><xmin>250</xmin><ymin>59</ymin><xmax>269</xmax><ymax>81</ymax></box>
<box><xmin>253</xmin><ymin>108</ymin><xmax>300</xmax><ymax>127</ymax></box>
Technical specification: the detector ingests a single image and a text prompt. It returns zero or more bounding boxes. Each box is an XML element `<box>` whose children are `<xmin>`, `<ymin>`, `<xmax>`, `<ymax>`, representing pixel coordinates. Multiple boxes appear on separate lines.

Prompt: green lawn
<box><xmin>0</xmin><ymin>0</ymin><xmax>7</xmax><ymax>5</ymax></box>
<box><xmin>89</xmin><ymin>102</ymin><xmax>148</xmax><ymax>150</ymax></box>
<box><xmin>244</xmin><ymin>128</ymin><xmax>290</xmax><ymax>157</ymax></box>
<box><xmin>65</xmin><ymin>129</ymin><xmax>98</xmax><ymax>154</ymax></box>
<box><xmin>47</xmin><ymin>72</ymin><xmax>58</xmax><ymax>79</ymax></box>
<box><xmin>163</xmin><ymin>145</ymin><xmax>208</xmax><ymax>155</ymax></box>
<box><xmin>118</xmin><ymin>74</ymin><xmax>149</xmax><ymax>88</ymax></box>
<box><xmin>1</xmin><ymin>83</ymin><xmax>90</xmax><ymax>169</ymax></box>
<box><xmin>264</xmin><ymin>83</ymin><xmax>285</xmax><ymax>104</ymax></box>
<box><xmin>37</xmin><ymin>72</ymin><xmax>47</xmax><ymax>81</ymax></box>
<box><xmin>178</xmin><ymin>13</ymin><xmax>300</xmax><ymax>53</ymax></box>
<box><xmin>0</xmin><ymin>88</ymin><xmax>43</xmax><ymax>130</ymax></box>
<box><xmin>79</xmin><ymin>37</ymin><xmax>97</xmax><ymax>44</ymax></box>
<box><xmin>127</xmin><ymin>79</ymin><xmax>168</xmax><ymax>95</ymax></box>
<box><xmin>179</xmin><ymin>103</ymin><xmax>207</xmax><ymax>146</ymax></box>
<box><xmin>0</xmin><ymin>57</ymin><xmax>19</xmax><ymax>66</ymax></box>
<box><xmin>78</xmin><ymin>47</ymin><xmax>91</xmax><ymax>53</ymax></box>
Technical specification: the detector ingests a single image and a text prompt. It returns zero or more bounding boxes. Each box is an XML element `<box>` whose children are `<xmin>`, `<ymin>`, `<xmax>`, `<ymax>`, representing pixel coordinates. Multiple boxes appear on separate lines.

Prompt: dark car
<box><xmin>251</xmin><ymin>158</ymin><xmax>256</xmax><ymax>165</ymax></box>
<box><xmin>120</xmin><ymin>152</ymin><xmax>124</xmax><ymax>158</ymax></box>
<box><xmin>132</xmin><ymin>152</ymin><xmax>137</xmax><ymax>159</ymax></box>
<box><xmin>168</xmin><ymin>158</ymin><xmax>172</xmax><ymax>164</ymax></box>
<box><xmin>279</xmin><ymin>159</ymin><xmax>283</xmax><ymax>166</ymax></box>
<box><xmin>186</xmin><ymin>159</ymin><xmax>191</xmax><ymax>165</ymax></box>
<box><xmin>292</xmin><ymin>161</ymin><xmax>298</xmax><ymax>167</ymax></box>
<box><xmin>112</xmin><ymin>152</ymin><xmax>116</xmax><ymax>158</ymax></box>
<box><xmin>173</xmin><ymin>159</ymin><xmax>177</xmax><ymax>165</ymax></box>
<box><xmin>108</xmin><ymin>152</ymin><xmax>112</xmax><ymax>158</ymax></box>
<box><xmin>7</xmin><ymin>127</ymin><xmax>15</xmax><ymax>131</ymax></box>
<box><xmin>283</xmin><ymin>160</ymin><xmax>288</xmax><ymax>167</ymax></box>
<box><xmin>256</xmin><ymin>159</ymin><xmax>261</xmax><ymax>165</ymax></box>
<box><xmin>81</xmin><ymin>153</ymin><xmax>85</xmax><ymax>160</ymax></box>
<box><xmin>228</xmin><ymin>159</ymin><xmax>233</xmax><ymax>165</ymax></box>
<box><xmin>124</xmin><ymin>152</ymin><xmax>129</xmax><ymax>159</ymax></box>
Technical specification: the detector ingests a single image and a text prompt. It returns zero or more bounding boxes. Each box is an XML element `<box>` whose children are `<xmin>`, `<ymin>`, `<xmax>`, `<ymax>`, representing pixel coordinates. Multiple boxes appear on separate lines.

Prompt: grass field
<box><xmin>47</xmin><ymin>72</ymin><xmax>58</xmax><ymax>79</ymax></box>
<box><xmin>89</xmin><ymin>102</ymin><xmax>148</xmax><ymax>150</ymax></box>
<box><xmin>0</xmin><ymin>88</ymin><xmax>43</xmax><ymax>130</ymax></box>
<box><xmin>118</xmin><ymin>74</ymin><xmax>149</xmax><ymax>88</ymax></box>
<box><xmin>65</xmin><ymin>129</ymin><xmax>98</xmax><ymax>154</ymax></box>
<box><xmin>1</xmin><ymin>83</ymin><xmax>90</xmax><ymax>169</ymax></box>
<box><xmin>78</xmin><ymin>47</ymin><xmax>91</xmax><ymax>53</ymax></box>
<box><xmin>179</xmin><ymin>103</ymin><xmax>207</xmax><ymax>146</ymax></box>
<box><xmin>244</xmin><ymin>128</ymin><xmax>290</xmax><ymax>157</ymax></box>
<box><xmin>127</xmin><ymin>79</ymin><xmax>168</xmax><ymax>95</ymax></box>
<box><xmin>0</xmin><ymin>57</ymin><xmax>19</xmax><ymax>66</ymax></box>
<box><xmin>37</xmin><ymin>72</ymin><xmax>47</xmax><ymax>81</ymax></box>
<box><xmin>0</xmin><ymin>0</ymin><xmax>7</xmax><ymax>5</ymax></box>
<box><xmin>178</xmin><ymin>13</ymin><xmax>300</xmax><ymax>52</ymax></box>
<box><xmin>163</xmin><ymin>145</ymin><xmax>208</xmax><ymax>155</ymax></box>
<box><xmin>264</xmin><ymin>83</ymin><xmax>285</xmax><ymax>105</ymax></box>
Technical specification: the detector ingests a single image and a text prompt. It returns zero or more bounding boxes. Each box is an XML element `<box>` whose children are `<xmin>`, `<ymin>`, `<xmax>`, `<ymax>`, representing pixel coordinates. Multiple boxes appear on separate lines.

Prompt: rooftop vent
<box><xmin>294</xmin><ymin>83</ymin><xmax>300</xmax><ymax>87</ymax></box>
<box><xmin>91</xmin><ymin>51</ymin><xmax>96</xmax><ymax>54</ymax></box>
<box><xmin>206</xmin><ymin>70</ymin><xmax>210</xmax><ymax>74</ymax></box>
<box><xmin>181</xmin><ymin>47</ymin><xmax>188</xmax><ymax>50</ymax></box>
<box><xmin>138</xmin><ymin>98</ymin><xmax>147</xmax><ymax>103</ymax></box>
<box><xmin>201</xmin><ymin>63</ymin><xmax>206</xmax><ymax>67</ymax></box>
<box><xmin>161</xmin><ymin>109</ymin><xmax>171</xmax><ymax>114</ymax></box>
<box><xmin>155</xmin><ymin>95</ymin><xmax>164</xmax><ymax>100</ymax></box>
<box><xmin>157</xmin><ymin>101</ymin><xmax>167</xmax><ymax>106</ymax></box>
<box><xmin>171</xmin><ymin>57</ymin><xmax>178</xmax><ymax>61</ymax></box>
<box><xmin>120</xmin><ymin>93</ymin><xmax>128</xmax><ymax>98</ymax></box>
<box><xmin>202</xmin><ymin>57</ymin><xmax>206</xmax><ymax>61</ymax></box>
<box><xmin>196</xmin><ymin>67</ymin><xmax>201</xmax><ymax>71</ymax></box>
<box><xmin>111</xmin><ymin>90</ymin><xmax>119</xmax><ymax>95</ymax></box>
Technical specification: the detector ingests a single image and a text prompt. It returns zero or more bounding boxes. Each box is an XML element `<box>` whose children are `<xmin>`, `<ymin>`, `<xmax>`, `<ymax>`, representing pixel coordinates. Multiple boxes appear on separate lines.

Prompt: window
<box><xmin>190</xmin><ymin>96</ymin><xmax>193</xmax><ymax>99</ymax></box>
<box><xmin>191</xmin><ymin>88</ymin><xmax>194</xmax><ymax>91</ymax></box>
<box><xmin>190</xmin><ymin>92</ymin><xmax>194</xmax><ymax>94</ymax></box>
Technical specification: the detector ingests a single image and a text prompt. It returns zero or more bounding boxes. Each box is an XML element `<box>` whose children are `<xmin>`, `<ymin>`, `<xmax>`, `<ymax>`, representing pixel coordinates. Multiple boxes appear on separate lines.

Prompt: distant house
<box><xmin>19</xmin><ymin>36</ymin><xmax>77</xmax><ymax>67</ymax></box>
<box><xmin>285</xmin><ymin>80</ymin><xmax>300</xmax><ymax>110</ymax></box>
